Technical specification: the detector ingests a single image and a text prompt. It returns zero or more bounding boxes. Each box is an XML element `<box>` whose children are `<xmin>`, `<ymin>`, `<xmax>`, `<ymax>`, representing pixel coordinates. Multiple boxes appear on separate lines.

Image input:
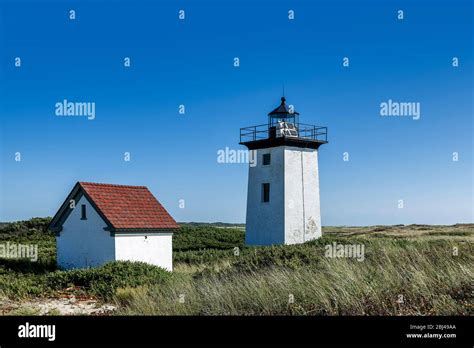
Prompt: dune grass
<box><xmin>0</xmin><ymin>219</ymin><xmax>472</xmax><ymax>315</ymax></box>
<box><xmin>116</xmin><ymin>231</ymin><xmax>473</xmax><ymax>316</ymax></box>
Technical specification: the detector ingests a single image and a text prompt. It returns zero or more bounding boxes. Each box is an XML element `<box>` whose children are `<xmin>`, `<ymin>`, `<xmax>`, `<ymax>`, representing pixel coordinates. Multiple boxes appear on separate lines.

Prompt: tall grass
<box><xmin>0</xmin><ymin>219</ymin><xmax>472</xmax><ymax>315</ymax></box>
<box><xmin>116</xmin><ymin>238</ymin><xmax>473</xmax><ymax>315</ymax></box>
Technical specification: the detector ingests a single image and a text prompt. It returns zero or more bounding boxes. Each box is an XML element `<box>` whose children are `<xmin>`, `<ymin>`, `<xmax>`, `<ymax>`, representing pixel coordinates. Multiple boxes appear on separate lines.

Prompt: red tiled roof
<box><xmin>79</xmin><ymin>182</ymin><xmax>178</xmax><ymax>230</ymax></box>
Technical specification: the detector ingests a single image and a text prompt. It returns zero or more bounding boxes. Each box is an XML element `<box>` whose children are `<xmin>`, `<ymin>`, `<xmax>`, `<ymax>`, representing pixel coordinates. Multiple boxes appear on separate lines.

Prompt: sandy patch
<box><xmin>0</xmin><ymin>296</ymin><xmax>116</xmax><ymax>315</ymax></box>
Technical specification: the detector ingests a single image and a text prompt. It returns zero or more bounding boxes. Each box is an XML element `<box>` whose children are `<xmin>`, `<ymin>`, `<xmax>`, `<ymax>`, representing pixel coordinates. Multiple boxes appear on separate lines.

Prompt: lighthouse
<box><xmin>240</xmin><ymin>97</ymin><xmax>328</xmax><ymax>245</ymax></box>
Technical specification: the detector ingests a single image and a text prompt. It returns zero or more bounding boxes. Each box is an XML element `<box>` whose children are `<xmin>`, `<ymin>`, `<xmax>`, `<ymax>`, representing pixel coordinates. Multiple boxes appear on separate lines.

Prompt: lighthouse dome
<box><xmin>268</xmin><ymin>97</ymin><xmax>300</xmax><ymax>116</ymax></box>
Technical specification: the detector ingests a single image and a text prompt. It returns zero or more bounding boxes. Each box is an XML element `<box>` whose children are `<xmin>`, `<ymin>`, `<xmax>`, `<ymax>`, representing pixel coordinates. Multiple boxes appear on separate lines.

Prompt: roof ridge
<box><xmin>78</xmin><ymin>181</ymin><xmax>148</xmax><ymax>189</ymax></box>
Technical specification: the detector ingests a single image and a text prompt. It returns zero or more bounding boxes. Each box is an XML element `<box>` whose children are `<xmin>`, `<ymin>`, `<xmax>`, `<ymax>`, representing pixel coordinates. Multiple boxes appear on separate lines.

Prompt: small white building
<box><xmin>240</xmin><ymin>97</ymin><xmax>328</xmax><ymax>245</ymax></box>
<box><xmin>49</xmin><ymin>182</ymin><xmax>178</xmax><ymax>271</ymax></box>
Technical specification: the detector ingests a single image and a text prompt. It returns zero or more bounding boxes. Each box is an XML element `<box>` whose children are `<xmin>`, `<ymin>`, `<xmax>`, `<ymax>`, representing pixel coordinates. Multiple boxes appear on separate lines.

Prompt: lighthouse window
<box><xmin>263</xmin><ymin>153</ymin><xmax>271</xmax><ymax>165</ymax></box>
<box><xmin>262</xmin><ymin>183</ymin><xmax>270</xmax><ymax>203</ymax></box>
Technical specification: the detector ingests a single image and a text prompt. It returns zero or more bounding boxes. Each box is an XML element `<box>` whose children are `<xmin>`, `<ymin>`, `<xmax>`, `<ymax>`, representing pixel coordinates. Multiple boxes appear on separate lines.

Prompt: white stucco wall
<box><xmin>245</xmin><ymin>145</ymin><xmax>322</xmax><ymax>246</ymax></box>
<box><xmin>284</xmin><ymin>147</ymin><xmax>321</xmax><ymax>244</ymax></box>
<box><xmin>114</xmin><ymin>233</ymin><xmax>173</xmax><ymax>271</ymax></box>
<box><xmin>56</xmin><ymin>195</ymin><xmax>115</xmax><ymax>269</ymax></box>
<box><xmin>245</xmin><ymin>147</ymin><xmax>285</xmax><ymax>245</ymax></box>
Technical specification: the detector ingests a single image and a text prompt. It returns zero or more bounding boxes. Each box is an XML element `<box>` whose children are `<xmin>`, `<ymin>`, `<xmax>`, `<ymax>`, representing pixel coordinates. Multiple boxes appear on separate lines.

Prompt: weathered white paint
<box><xmin>245</xmin><ymin>146</ymin><xmax>285</xmax><ymax>245</ymax></box>
<box><xmin>284</xmin><ymin>147</ymin><xmax>321</xmax><ymax>244</ymax></box>
<box><xmin>56</xmin><ymin>196</ymin><xmax>174</xmax><ymax>271</ymax></box>
<box><xmin>115</xmin><ymin>233</ymin><xmax>173</xmax><ymax>271</ymax></box>
<box><xmin>56</xmin><ymin>195</ymin><xmax>114</xmax><ymax>269</ymax></box>
<box><xmin>245</xmin><ymin>145</ymin><xmax>322</xmax><ymax>245</ymax></box>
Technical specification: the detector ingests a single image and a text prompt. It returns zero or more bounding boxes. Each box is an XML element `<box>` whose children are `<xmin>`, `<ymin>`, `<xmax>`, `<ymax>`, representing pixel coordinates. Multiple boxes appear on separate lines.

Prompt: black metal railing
<box><xmin>240</xmin><ymin>123</ymin><xmax>328</xmax><ymax>143</ymax></box>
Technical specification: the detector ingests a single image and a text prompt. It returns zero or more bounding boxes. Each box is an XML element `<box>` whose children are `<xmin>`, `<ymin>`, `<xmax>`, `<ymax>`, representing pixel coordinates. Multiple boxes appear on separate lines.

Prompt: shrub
<box><xmin>174</xmin><ymin>248</ymin><xmax>236</xmax><ymax>264</ymax></box>
<box><xmin>230</xmin><ymin>242</ymin><xmax>325</xmax><ymax>272</ymax></box>
<box><xmin>0</xmin><ymin>217</ymin><xmax>53</xmax><ymax>241</ymax></box>
<box><xmin>173</xmin><ymin>225</ymin><xmax>244</xmax><ymax>251</ymax></box>
<box><xmin>47</xmin><ymin>261</ymin><xmax>171</xmax><ymax>300</ymax></box>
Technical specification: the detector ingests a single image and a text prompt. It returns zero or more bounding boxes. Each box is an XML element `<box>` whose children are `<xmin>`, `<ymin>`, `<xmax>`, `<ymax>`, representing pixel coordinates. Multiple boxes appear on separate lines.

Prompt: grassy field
<box><xmin>0</xmin><ymin>218</ymin><xmax>472</xmax><ymax>315</ymax></box>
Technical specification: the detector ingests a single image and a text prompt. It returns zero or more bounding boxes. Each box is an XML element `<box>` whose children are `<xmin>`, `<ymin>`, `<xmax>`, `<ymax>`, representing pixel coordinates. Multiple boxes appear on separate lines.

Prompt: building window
<box><xmin>81</xmin><ymin>204</ymin><xmax>87</xmax><ymax>220</ymax></box>
<box><xmin>263</xmin><ymin>153</ymin><xmax>271</xmax><ymax>165</ymax></box>
<box><xmin>262</xmin><ymin>183</ymin><xmax>270</xmax><ymax>203</ymax></box>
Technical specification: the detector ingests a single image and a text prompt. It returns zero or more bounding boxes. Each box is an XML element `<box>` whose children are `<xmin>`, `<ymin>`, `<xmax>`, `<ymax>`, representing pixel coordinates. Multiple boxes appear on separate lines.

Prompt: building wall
<box><xmin>245</xmin><ymin>147</ymin><xmax>285</xmax><ymax>245</ymax></box>
<box><xmin>284</xmin><ymin>147</ymin><xmax>321</xmax><ymax>244</ymax></box>
<box><xmin>245</xmin><ymin>145</ymin><xmax>322</xmax><ymax>246</ymax></box>
<box><xmin>56</xmin><ymin>196</ymin><xmax>174</xmax><ymax>271</ymax></box>
<box><xmin>56</xmin><ymin>195</ymin><xmax>115</xmax><ymax>269</ymax></box>
<box><xmin>114</xmin><ymin>233</ymin><xmax>173</xmax><ymax>271</ymax></box>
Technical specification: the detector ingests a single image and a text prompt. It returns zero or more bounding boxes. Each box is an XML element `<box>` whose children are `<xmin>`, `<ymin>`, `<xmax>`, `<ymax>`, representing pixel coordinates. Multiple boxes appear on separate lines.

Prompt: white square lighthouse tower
<box><xmin>240</xmin><ymin>97</ymin><xmax>328</xmax><ymax>245</ymax></box>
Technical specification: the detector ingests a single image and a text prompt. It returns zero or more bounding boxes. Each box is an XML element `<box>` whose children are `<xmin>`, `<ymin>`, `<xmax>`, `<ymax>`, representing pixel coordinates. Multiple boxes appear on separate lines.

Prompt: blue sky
<box><xmin>0</xmin><ymin>0</ymin><xmax>472</xmax><ymax>225</ymax></box>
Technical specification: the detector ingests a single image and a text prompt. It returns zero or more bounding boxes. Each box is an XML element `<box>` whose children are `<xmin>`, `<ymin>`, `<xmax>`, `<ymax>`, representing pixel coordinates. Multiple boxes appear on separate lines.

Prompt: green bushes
<box><xmin>0</xmin><ymin>217</ymin><xmax>53</xmax><ymax>241</ymax></box>
<box><xmin>174</xmin><ymin>248</ymin><xmax>236</xmax><ymax>264</ymax></box>
<box><xmin>173</xmin><ymin>225</ymin><xmax>245</xmax><ymax>266</ymax></box>
<box><xmin>173</xmin><ymin>225</ymin><xmax>244</xmax><ymax>251</ymax></box>
<box><xmin>0</xmin><ymin>218</ymin><xmax>57</xmax><ymax>299</ymax></box>
<box><xmin>229</xmin><ymin>238</ymin><xmax>331</xmax><ymax>272</ymax></box>
<box><xmin>0</xmin><ymin>218</ymin><xmax>171</xmax><ymax>300</ymax></box>
<box><xmin>47</xmin><ymin>261</ymin><xmax>170</xmax><ymax>300</ymax></box>
<box><xmin>0</xmin><ymin>218</ymin><xmax>56</xmax><ymax>270</ymax></box>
